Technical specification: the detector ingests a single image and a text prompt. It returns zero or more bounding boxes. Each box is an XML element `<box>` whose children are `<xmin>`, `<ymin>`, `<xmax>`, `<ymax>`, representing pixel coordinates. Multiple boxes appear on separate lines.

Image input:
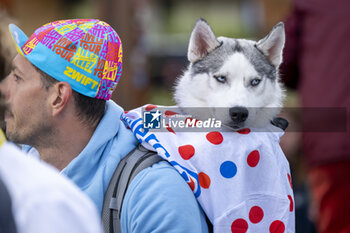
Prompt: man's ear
<box><xmin>49</xmin><ymin>82</ymin><xmax>72</xmax><ymax>116</ymax></box>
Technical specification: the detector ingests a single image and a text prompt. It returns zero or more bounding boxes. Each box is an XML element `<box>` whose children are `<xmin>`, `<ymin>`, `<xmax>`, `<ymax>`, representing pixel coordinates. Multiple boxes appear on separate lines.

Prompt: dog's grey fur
<box><xmin>174</xmin><ymin>18</ymin><xmax>285</xmax><ymax>129</ymax></box>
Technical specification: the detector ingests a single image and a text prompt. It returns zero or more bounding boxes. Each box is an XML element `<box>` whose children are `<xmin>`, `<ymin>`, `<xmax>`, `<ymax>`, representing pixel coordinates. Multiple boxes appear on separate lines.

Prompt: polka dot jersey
<box><xmin>122</xmin><ymin>105</ymin><xmax>295</xmax><ymax>233</ymax></box>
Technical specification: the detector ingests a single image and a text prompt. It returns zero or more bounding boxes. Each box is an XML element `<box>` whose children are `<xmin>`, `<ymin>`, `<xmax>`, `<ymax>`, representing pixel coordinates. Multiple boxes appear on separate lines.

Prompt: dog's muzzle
<box><xmin>229</xmin><ymin>107</ymin><xmax>249</xmax><ymax>124</ymax></box>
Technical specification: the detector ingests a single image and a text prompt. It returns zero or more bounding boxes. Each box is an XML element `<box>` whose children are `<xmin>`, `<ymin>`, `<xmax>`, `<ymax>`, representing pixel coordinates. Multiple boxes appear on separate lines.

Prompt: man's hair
<box><xmin>0</xmin><ymin>11</ymin><xmax>17</xmax><ymax>80</ymax></box>
<box><xmin>36</xmin><ymin>67</ymin><xmax>106</xmax><ymax>128</ymax></box>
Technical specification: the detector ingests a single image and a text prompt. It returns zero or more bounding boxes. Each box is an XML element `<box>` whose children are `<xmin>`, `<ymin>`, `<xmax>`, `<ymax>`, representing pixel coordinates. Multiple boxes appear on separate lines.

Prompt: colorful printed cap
<box><xmin>9</xmin><ymin>19</ymin><xmax>123</xmax><ymax>100</ymax></box>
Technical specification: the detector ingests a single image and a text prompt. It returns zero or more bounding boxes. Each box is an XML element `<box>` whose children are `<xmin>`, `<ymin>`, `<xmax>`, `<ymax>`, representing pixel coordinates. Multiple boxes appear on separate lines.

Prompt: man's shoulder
<box><xmin>128</xmin><ymin>160</ymin><xmax>186</xmax><ymax>191</ymax></box>
<box><xmin>122</xmin><ymin>160</ymin><xmax>191</xmax><ymax>214</ymax></box>
<box><xmin>121</xmin><ymin>160</ymin><xmax>208</xmax><ymax>233</ymax></box>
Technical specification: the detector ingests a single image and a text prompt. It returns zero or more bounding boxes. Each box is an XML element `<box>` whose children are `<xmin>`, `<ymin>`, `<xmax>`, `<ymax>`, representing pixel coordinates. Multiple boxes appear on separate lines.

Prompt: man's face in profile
<box><xmin>0</xmin><ymin>54</ymin><xmax>53</xmax><ymax>145</ymax></box>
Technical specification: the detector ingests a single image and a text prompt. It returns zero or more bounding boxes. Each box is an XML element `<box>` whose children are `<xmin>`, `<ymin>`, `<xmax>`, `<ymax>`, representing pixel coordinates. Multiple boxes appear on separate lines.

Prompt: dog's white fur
<box><xmin>174</xmin><ymin>19</ymin><xmax>285</xmax><ymax>129</ymax></box>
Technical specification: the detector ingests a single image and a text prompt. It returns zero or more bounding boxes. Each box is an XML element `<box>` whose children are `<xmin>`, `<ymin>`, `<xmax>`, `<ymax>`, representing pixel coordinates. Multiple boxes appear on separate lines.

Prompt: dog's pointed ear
<box><xmin>256</xmin><ymin>22</ymin><xmax>285</xmax><ymax>67</ymax></box>
<box><xmin>188</xmin><ymin>18</ymin><xmax>221</xmax><ymax>63</ymax></box>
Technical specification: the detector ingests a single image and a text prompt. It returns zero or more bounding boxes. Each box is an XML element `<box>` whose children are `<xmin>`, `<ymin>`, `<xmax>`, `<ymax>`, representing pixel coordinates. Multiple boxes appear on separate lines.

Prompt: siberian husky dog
<box><xmin>122</xmin><ymin>19</ymin><xmax>294</xmax><ymax>232</ymax></box>
<box><xmin>174</xmin><ymin>18</ymin><xmax>285</xmax><ymax>129</ymax></box>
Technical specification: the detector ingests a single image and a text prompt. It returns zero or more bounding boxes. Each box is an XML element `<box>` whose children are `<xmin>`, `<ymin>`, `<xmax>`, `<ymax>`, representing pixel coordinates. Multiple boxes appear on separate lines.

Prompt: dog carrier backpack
<box><xmin>101</xmin><ymin>118</ymin><xmax>287</xmax><ymax>233</ymax></box>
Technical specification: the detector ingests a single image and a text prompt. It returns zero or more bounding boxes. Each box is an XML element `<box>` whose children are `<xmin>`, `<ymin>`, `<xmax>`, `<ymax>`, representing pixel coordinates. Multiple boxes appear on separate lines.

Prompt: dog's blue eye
<box><xmin>251</xmin><ymin>78</ymin><xmax>261</xmax><ymax>86</ymax></box>
<box><xmin>214</xmin><ymin>75</ymin><xmax>227</xmax><ymax>83</ymax></box>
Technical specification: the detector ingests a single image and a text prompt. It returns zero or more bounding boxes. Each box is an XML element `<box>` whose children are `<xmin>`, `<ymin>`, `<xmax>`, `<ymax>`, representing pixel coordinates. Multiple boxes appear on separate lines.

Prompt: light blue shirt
<box><xmin>61</xmin><ymin>100</ymin><xmax>138</xmax><ymax>211</ymax></box>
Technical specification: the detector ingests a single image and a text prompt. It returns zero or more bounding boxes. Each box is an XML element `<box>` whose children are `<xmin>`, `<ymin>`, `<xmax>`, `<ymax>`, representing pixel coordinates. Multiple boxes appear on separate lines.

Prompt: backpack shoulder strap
<box><xmin>102</xmin><ymin>144</ymin><xmax>163</xmax><ymax>233</ymax></box>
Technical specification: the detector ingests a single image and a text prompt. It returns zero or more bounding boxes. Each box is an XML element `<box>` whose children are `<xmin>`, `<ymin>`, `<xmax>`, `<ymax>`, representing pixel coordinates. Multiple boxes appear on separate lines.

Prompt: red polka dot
<box><xmin>178</xmin><ymin>145</ymin><xmax>195</xmax><ymax>160</ymax></box>
<box><xmin>188</xmin><ymin>177</ymin><xmax>195</xmax><ymax>191</ymax></box>
<box><xmin>198</xmin><ymin>172</ymin><xmax>211</xmax><ymax>189</ymax></box>
<box><xmin>288</xmin><ymin>195</ymin><xmax>294</xmax><ymax>212</ymax></box>
<box><xmin>231</xmin><ymin>218</ymin><xmax>248</xmax><ymax>233</ymax></box>
<box><xmin>206</xmin><ymin>131</ymin><xmax>224</xmax><ymax>145</ymax></box>
<box><xmin>145</xmin><ymin>104</ymin><xmax>157</xmax><ymax>111</ymax></box>
<box><xmin>249</xmin><ymin>206</ymin><xmax>264</xmax><ymax>224</ymax></box>
<box><xmin>166</xmin><ymin>124</ymin><xmax>176</xmax><ymax>134</ymax></box>
<box><xmin>237</xmin><ymin>128</ymin><xmax>251</xmax><ymax>134</ymax></box>
<box><xmin>124</xmin><ymin>110</ymin><xmax>129</xmax><ymax>114</ymax></box>
<box><xmin>269</xmin><ymin>220</ymin><xmax>285</xmax><ymax>233</ymax></box>
<box><xmin>165</xmin><ymin>110</ymin><xmax>178</xmax><ymax>117</ymax></box>
<box><xmin>287</xmin><ymin>173</ymin><xmax>293</xmax><ymax>189</ymax></box>
<box><xmin>247</xmin><ymin>150</ymin><xmax>260</xmax><ymax>167</ymax></box>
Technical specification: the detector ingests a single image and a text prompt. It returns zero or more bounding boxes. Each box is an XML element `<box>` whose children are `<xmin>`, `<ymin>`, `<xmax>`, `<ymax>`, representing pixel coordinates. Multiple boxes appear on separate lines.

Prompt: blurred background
<box><xmin>0</xmin><ymin>0</ymin><xmax>293</xmax><ymax>108</ymax></box>
<box><xmin>0</xmin><ymin>0</ymin><xmax>323</xmax><ymax>232</ymax></box>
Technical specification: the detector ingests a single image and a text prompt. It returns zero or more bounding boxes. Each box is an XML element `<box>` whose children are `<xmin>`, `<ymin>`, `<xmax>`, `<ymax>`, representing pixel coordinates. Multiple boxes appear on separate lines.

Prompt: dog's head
<box><xmin>174</xmin><ymin>18</ymin><xmax>285</xmax><ymax>129</ymax></box>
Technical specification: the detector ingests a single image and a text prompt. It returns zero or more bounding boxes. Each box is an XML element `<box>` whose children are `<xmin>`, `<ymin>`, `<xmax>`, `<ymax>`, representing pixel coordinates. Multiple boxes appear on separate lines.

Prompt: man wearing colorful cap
<box><xmin>0</xmin><ymin>19</ymin><xmax>208</xmax><ymax>232</ymax></box>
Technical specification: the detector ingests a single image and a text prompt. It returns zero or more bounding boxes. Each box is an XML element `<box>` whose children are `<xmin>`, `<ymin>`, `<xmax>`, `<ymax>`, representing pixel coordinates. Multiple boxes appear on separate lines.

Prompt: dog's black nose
<box><xmin>229</xmin><ymin>107</ymin><xmax>249</xmax><ymax>123</ymax></box>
